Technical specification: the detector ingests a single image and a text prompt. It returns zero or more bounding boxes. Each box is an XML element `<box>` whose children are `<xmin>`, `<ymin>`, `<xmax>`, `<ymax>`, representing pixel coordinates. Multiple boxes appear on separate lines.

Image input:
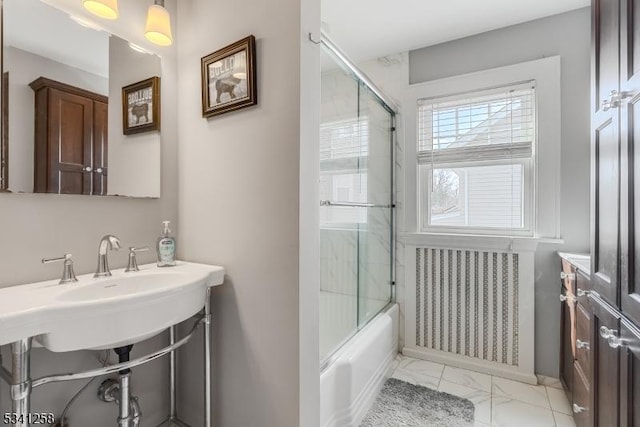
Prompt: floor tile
<box><xmin>554</xmin><ymin>412</ymin><xmax>577</xmax><ymax>427</ymax></box>
<box><xmin>391</xmin><ymin>368</ymin><xmax>440</xmax><ymax>389</ymax></box>
<box><xmin>492</xmin><ymin>377</ymin><xmax>550</xmax><ymax>409</ymax></box>
<box><xmin>547</xmin><ymin>386</ymin><xmax>572</xmax><ymax>415</ymax></box>
<box><xmin>537</xmin><ymin>374</ymin><xmax>563</xmax><ymax>389</ymax></box>
<box><xmin>396</xmin><ymin>355</ymin><xmax>445</xmax><ymax>379</ymax></box>
<box><xmin>438</xmin><ymin>380</ymin><xmax>492</xmax><ymax>425</ymax></box>
<box><xmin>492</xmin><ymin>397</ymin><xmax>556</xmax><ymax>427</ymax></box>
<box><xmin>442</xmin><ymin>366</ymin><xmax>492</xmax><ymax>392</ymax></box>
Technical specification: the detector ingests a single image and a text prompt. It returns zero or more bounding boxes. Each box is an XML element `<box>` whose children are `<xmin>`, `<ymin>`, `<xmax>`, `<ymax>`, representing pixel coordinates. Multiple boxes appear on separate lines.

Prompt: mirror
<box><xmin>1</xmin><ymin>0</ymin><xmax>162</xmax><ymax>198</ymax></box>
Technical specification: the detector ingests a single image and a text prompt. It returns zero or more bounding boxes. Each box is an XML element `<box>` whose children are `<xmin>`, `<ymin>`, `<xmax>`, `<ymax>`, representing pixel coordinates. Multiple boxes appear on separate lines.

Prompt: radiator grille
<box><xmin>414</xmin><ymin>248</ymin><xmax>520</xmax><ymax>366</ymax></box>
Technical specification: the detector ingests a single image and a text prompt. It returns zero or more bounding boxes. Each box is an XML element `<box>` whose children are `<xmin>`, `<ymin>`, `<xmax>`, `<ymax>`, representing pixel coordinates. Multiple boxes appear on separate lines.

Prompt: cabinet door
<box><xmin>590</xmin><ymin>295</ymin><xmax>622</xmax><ymax>426</ymax></box>
<box><xmin>92</xmin><ymin>100</ymin><xmax>108</xmax><ymax>196</ymax></box>
<box><xmin>47</xmin><ymin>88</ymin><xmax>93</xmax><ymax>195</ymax></box>
<box><xmin>574</xmin><ymin>362</ymin><xmax>593</xmax><ymax>427</ymax></box>
<box><xmin>560</xmin><ymin>290</ymin><xmax>577</xmax><ymax>392</ymax></box>
<box><xmin>620</xmin><ymin>318</ymin><xmax>640</xmax><ymax>426</ymax></box>
<box><xmin>621</xmin><ymin>0</ymin><xmax>640</xmax><ymax>325</ymax></box>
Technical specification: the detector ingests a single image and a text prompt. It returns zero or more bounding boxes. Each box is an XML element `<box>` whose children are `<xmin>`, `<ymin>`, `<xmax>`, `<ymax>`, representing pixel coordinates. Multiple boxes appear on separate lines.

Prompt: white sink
<box><xmin>0</xmin><ymin>261</ymin><xmax>225</xmax><ymax>352</ymax></box>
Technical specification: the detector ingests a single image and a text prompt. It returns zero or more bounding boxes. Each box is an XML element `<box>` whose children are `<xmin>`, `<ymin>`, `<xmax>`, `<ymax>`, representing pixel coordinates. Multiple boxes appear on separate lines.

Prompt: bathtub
<box><xmin>320</xmin><ymin>303</ymin><xmax>399</xmax><ymax>427</ymax></box>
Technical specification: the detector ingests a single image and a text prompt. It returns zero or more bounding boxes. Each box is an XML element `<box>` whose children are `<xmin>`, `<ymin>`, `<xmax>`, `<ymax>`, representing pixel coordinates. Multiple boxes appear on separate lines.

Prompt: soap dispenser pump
<box><xmin>157</xmin><ymin>220</ymin><xmax>176</xmax><ymax>267</ymax></box>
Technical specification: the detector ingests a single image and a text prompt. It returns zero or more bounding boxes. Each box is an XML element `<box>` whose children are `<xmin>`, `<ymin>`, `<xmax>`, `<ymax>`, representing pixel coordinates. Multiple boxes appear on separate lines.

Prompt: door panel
<box><xmin>620</xmin><ymin>318</ymin><xmax>640</xmax><ymax>427</ymax></box>
<box><xmin>590</xmin><ymin>295</ymin><xmax>621</xmax><ymax>427</ymax></box>
<box><xmin>592</xmin><ymin>117</ymin><xmax>620</xmax><ymax>306</ymax></box>
<box><xmin>93</xmin><ymin>100</ymin><xmax>108</xmax><ymax>196</ymax></box>
<box><xmin>594</xmin><ymin>0</ymin><xmax>621</xmax><ymax>111</ymax></box>
<box><xmin>622</xmin><ymin>0</ymin><xmax>640</xmax><ymax>325</ymax></box>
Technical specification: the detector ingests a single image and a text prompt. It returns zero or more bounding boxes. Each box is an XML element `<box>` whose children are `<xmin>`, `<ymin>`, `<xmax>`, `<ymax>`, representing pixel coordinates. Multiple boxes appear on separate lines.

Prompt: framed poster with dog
<box><xmin>122</xmin><ymin>76</ymin><xmax>160</xmax><ymax>135</ymax></box>
<box><xmin>201</xmin><ymin>35</ymin><xmax>257</xmax><ymax>118</ymax></box>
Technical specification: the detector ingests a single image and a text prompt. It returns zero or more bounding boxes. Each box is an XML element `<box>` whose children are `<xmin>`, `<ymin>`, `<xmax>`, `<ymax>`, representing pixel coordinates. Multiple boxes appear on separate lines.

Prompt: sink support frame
<box><xmin>1</xmin><ymin>302</ymin><xmax>213</xmax><ymax>427</ymax></box>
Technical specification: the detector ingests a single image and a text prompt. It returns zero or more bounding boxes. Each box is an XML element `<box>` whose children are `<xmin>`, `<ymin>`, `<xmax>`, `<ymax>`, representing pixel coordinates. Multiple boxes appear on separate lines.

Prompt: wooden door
<box><xmin>620</xmin><ymin>318</ymin><xmax>640</xmax><ymax>426</ymax></box>
<box><xmin>621</xmin><ymin>0</ymin><xmax>640</xmax><ymax>326</ymax></box>
<box><xmin>93</xmin><ymin>100</ymin><xmax>108</xmax><ymax>196</ymax></box>
<box><xmin>590</xmin><ymin>295</ymin><xmax>622</xmax><ymax>426</ymax></box>
<box><xmin>592</xmin><ymin>0</ymin><xmax>622</xmax><ymax>308</ymax></box>
<box><xmin>47</xmin><ymin>88</ymin><xmax>93</xmax><ymax>194</ymax></box>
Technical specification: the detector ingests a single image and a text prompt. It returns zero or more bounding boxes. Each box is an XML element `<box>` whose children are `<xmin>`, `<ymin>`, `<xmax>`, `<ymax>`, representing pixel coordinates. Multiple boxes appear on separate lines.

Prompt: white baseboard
<box><xmin>403</xmin><ymin>346</ymin><xmax>538</xmax><ymax>385</ymax></box>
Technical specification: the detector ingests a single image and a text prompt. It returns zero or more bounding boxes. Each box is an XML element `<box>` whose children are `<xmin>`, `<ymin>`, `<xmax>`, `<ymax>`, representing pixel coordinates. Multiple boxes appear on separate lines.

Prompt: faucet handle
<box><xmin>42</xmin><ymin>254</ymin><xmax>79</xmax><ymax>284</ymax></box>
<box><xmin>125</xmin><ymin>247</ymin><xmax>149</xmax><ymax>272</ymax></box>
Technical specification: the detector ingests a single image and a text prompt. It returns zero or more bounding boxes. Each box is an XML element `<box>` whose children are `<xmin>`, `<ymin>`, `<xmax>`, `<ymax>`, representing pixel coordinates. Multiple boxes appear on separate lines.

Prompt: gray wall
<box><xmin>409</xmin><ymin>7</ymin><xmax>591</xmax><ymax>376</ymax></box>
<box><xmin>108</xmin><ymin>36</ymin><xmax>161</xmax><ymax>198</ymax></box>
<box><xmin>175</xmin><ymin>0</ymin><xmax>319</xmax><ymax>425</ymax></box>
<box><xmin>0</xmin><ymin>0</ymin><xmax>180</xmax><ymax>424</ymax></box>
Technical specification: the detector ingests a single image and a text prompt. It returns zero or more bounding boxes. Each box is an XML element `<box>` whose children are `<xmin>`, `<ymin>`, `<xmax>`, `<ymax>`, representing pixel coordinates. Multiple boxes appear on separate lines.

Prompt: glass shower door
<box><xmin>319</xmin><ymin>47</ymin><xmax>361</xmax><ymax>360</ymax></box>
<box><xmin>357</xmin><ymin>82</ymin><xmax>393</xmax><ymax>326</ymax></box>
<box><xmin>319</xmin><ymin>43</ymin><xmax>395</xmax><ymax>363</ymax></box>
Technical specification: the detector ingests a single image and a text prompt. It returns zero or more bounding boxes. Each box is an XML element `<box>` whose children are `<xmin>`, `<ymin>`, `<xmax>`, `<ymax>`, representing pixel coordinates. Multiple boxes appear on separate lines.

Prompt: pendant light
<box><xmin>83</xmin><ymin>0</ymin><xmax>119</xmax><ymax>19</ymax></box>
<box><xmin>145</xmin><ymin>0</ymin><xmax>173</xmax><ymax>46</ymax></box>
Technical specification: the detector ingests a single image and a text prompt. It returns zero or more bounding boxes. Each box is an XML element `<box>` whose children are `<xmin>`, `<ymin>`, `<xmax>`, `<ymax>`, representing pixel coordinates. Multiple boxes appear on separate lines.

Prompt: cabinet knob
<box><xmin>84</xmin><ymin>166</ymin><xmax>93</xmax><ymax>173</ymax></box>
<box><xmin>608</xmin><ymin>335</ymin><xmax>625</xmax><ymax>349</ymax></box>
<box><xmin>560</xmin><ymin>271</ymin><xmax>575</xmax><ymax>280</ymax></box>
<box><xmin>599</xmin><ymin>326</ymin><xmax>618</xmax><ymax>340</ymax></box>
<box><xmin>576</xmin><ymin>339</ymin><xmax>590</xmax><ymax>350</ymax></box>
<box><xmin>559</xmin><ymin>294</ymin><xmax>575</xmax><ymax>303</ymax></box>
<box><xmin>95</xmin><ymin>168</ymin><xmax>103</xmax><ymax>174</ymax></box>
<box><xmin>577</xmin><ymin>288</ymin><xmax>591</xmax><ymax>298</ymax></box>
<box><xmin>602</xmin><ymin>90</ymin><xmax>632</xmax><ymax>111</ymax></box>
<box><xmin>573</xmin><ymin>403</ymin><xmax>588</xmax><ymax>414</ymax></box>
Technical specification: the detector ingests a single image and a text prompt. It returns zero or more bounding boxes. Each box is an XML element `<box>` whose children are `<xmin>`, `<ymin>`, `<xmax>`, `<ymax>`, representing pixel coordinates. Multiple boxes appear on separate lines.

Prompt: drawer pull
<box><xmin>560</xmin><ymin>272</ymin><xmax>576</xmax><ymax>280</ymax></box>
<box><xmin>577</xmin><ymin>288</ymin><xmax>592</xmax><ymax>298</ymax></box>
<box><xmin>600</xmin><ymin>326</ymin><xmax>618</xmax><ymax>340</ymax></box>
<box><xmin>576</xmin><ymin>339</ymin><xmax>590</xmax><ymax>350</ymax></box>
<box><xmin>573</xmin><ymin>403</ymin><xmax>588</xmax><ymax>414</ymax></box>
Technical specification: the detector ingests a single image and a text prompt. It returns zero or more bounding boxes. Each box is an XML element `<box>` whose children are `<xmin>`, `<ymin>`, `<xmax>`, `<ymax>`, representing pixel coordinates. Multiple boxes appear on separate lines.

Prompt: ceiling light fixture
<box><xmin>145</xmin><ymin>0</ymin><xmax>173</xmax><ymax>46</ymax></box>
<box><xmin>83</xmin><ymin>0</ymin><xmax>119</xmax><ymax>20</ymax></box>
<box><xmin>81</xmin><ymin>0</ymin><xmax>174</xmax><ymax>48</ymax></box>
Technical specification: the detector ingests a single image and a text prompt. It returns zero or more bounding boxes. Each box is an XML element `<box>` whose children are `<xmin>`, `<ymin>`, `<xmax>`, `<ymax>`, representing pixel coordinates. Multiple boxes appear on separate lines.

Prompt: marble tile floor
<box><xmin>389</xmin><ymin>354</ymin><xmax>575</xmax><ymax>427</ymax></box>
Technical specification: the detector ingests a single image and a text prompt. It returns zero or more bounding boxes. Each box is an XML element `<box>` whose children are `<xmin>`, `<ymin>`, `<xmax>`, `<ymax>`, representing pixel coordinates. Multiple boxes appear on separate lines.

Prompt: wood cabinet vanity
<box><xmin>30</xmin><ymin>77</ymin><xmax>108</xmax><ymax>195</ymax></box>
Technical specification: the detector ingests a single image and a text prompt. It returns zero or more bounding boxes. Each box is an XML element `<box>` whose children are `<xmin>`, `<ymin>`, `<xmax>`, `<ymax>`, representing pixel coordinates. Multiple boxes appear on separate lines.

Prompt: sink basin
<box><xmin>0</xmin><ymin>261</ymin><xmax>225</xmax><ymax>352</ymax></box>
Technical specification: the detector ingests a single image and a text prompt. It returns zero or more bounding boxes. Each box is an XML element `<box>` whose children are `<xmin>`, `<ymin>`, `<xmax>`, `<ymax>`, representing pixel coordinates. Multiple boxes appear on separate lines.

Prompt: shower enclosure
<box><xmin>319</xmin><ymin>35</ymin><xmax>396</xmax><ymax>364</ymax></box>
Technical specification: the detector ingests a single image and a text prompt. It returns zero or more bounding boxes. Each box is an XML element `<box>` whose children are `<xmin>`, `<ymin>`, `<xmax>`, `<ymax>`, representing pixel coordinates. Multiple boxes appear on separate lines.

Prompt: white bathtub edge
<box><xmin>321</xmin><ymin>303</ymin><xmax>399</xmax><ymax>427</ymax></box>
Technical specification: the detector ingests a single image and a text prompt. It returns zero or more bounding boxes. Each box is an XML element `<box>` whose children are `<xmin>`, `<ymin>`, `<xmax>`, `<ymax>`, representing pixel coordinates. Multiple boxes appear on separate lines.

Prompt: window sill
<box><xmin>398</xmin><ymin>232</ymin><xmax>564</xmax><ymax>252</ymax></box>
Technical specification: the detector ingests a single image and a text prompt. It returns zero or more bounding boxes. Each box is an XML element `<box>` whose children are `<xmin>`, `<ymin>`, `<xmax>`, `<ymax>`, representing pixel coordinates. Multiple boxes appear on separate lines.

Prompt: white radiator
<box><xmin>404</xmin><ymin>245</ymin><xmax>535</xmax><ymax>384</ymax></box>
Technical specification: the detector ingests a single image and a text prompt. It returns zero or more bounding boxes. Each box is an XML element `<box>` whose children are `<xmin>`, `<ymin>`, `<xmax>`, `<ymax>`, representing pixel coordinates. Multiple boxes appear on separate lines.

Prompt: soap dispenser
<box><xmin>157</xmin><ymin>220</ymin><xmax>176</xmax><ymax>267</ymax></box>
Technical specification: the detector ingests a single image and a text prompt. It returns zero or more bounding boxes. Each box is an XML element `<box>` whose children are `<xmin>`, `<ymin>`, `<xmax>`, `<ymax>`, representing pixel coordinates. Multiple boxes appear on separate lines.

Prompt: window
<box><xmin>320</xmin><ymin>118</ymin><xmax>369</xmax><ymax>226</ymax></box>
<box><xmin>417</xmin><ymin>83</ymin><xmax>536</xmax><ymax>235</ymax></box>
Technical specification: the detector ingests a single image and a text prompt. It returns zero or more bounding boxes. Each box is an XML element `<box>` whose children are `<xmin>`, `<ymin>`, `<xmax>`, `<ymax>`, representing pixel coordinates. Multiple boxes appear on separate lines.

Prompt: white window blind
<box><xmin>417</xmin><ymin>82</ymin><xmax>536</xmax><ymax>234</ymax></box>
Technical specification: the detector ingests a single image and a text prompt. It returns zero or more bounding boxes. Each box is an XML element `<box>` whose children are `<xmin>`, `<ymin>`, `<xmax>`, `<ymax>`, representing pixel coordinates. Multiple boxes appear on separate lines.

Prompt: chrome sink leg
<box><xmin>158</xmin><ymin>325</ymin><xmax>190</xmax><ymax>427</ymax></box>
<box><xmin>204</xmin><ymin>287</ymin><xmax>212</xmax><ymax>427</ymax></box>
<box><xmin>11</xmin><ymin>338</ymin><xmax>32</xmax><ymax>427</ymax></box>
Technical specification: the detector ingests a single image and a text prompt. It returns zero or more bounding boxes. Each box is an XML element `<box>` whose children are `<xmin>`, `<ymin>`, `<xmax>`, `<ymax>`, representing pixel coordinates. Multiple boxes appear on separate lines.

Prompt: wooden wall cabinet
<box><xmin>30</xmin><ymin>77</ymin><xmax>108</xmax><ymax>195</ymax></box>
<box><xmin>566</xmin><ymin>0</ymin><xmax>640</xmax><ymax>425</ymax></box>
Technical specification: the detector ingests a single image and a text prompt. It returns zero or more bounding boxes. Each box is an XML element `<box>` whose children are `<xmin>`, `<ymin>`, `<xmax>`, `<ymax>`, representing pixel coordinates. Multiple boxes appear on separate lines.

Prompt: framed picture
<box><xmin>201</xmin><ymin>35</ymin><xmax>257</xmax><ymax>118</ymax></box>
<box><xmin>122</xmin><ymin>76</ymin><xmax>160</xmax><ymax>135</ymax></box>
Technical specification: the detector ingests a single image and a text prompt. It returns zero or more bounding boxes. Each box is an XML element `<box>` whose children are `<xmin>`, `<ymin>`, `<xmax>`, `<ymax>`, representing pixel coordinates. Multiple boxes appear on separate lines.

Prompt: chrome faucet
<box><xmin>95</xmin><ymin>235</ymin><xmax>122</xmax><ymax>278</ymax></box>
